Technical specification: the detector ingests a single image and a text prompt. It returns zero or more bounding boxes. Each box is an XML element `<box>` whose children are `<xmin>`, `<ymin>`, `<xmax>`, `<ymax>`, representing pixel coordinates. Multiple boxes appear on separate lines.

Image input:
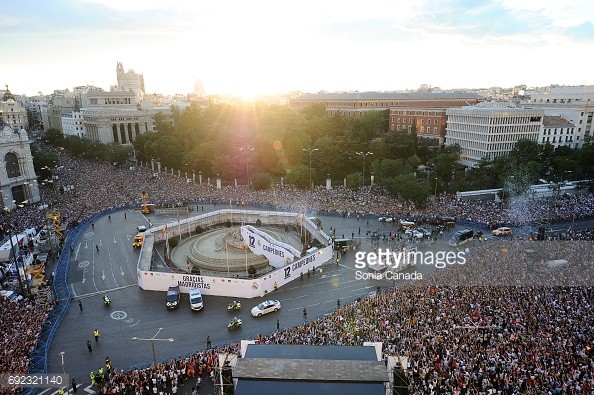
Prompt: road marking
<box><xmin>101</xmin><ymin>270</ymin><xmax>106</xmax><ymax>281</ymax></box>
<box><xmin>128</xmin><ymin>319</ymin><xmax>141</xmax><ymax>327</ymax></box>
<box><xmin>78</xmin><ymin>261</ymin><xmax>90</xmax><ymax>268</ymax></box>
<box><xmin>75</xmin><ymin>243</ymin><xmax>81</xmax><ymax>259</ymax></box>
<box><xmin>76</xmin><ymin>283</ymin><xmax>137</xmax><ymax>299</ymax></box>
<box><xmin>110</xmin><ymin>310</ymin><xmax>128</xmax><ymax>320</ymax></box>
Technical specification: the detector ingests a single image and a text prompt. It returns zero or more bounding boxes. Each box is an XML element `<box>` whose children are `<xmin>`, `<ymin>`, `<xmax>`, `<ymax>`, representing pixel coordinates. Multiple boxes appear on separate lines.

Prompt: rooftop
<box><xmin>543</xmin><ymin>115</ymin><xmax>574</xmax><ymax>127</ymax></box>
<box><xmin>294</xmin><ymin>91</ymin><xmax>483</xmax><ymax>101</ymax></box>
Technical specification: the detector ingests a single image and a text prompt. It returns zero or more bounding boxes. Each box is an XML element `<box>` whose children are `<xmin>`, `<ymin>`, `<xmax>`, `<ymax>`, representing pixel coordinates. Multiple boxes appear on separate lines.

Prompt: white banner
<box><xmin>136</xmin><ymin>246</ymin><xmax>333</xmax><ymax>298</ymax></box>
<box><xmin>240</xmin><ymin>225</ymin><xmax>297</xmax><ymax>268</ymax></box>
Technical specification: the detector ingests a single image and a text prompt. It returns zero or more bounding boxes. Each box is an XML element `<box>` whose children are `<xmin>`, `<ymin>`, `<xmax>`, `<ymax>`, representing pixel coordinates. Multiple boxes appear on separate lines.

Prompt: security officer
<box><xmin>94</xmin><ymin>329</ymin><xmax>100</xmax><ymax>342</ymax></box>
<box><xmin>106</xmin><ymin>357</ymin><xmax>112</xmax><ymax>373</ymax></box>
<box><xmin>98</xmin><ymin>367</ymin><xmax>104</xmax><ymax>381</ymax></box>
<box><xmin>89</xmin><ymin>371</ymin><xmax>95</xmax><ymax>386</ymax></box>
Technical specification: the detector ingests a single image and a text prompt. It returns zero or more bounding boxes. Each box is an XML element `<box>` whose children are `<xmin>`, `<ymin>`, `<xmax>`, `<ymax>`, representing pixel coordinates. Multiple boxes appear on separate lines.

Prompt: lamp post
<box><xmin>59</xmin><ymin>351</ymin><xmax>66</xmax><ymax>393</ymax></box>
<box><xmin>355</xmin><ymin>151</ymin><xmax>373</xmax><ymax>188</ymax></box>
<box><xmin>132</xmin><ymin>327</ymin><xmax>174</xmax><ymax>393</ymax></box>
<box><xmin>239</xmin><ymin>146</ymin><xmax>254</xmax><ymax>189</ymax></box>
<box><xmin>303</xmin><ymin>148</ymin><xmax>319</xmax><ymax>190</ymax></box>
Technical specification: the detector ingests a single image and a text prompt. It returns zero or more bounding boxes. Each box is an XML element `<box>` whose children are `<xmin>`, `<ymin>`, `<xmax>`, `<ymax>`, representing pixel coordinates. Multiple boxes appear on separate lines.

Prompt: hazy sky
<box><xmin>3</xmin><ymin>0</ymin><xmax>594</xmax><ymax>97</ymax></box>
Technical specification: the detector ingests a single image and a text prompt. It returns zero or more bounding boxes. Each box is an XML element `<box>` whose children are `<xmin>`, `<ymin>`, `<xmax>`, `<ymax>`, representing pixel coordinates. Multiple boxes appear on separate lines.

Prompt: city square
<box><xmin>2</xmin><ymin>1</ymin><xmax>594</xmax><ymax>393</ymax></box>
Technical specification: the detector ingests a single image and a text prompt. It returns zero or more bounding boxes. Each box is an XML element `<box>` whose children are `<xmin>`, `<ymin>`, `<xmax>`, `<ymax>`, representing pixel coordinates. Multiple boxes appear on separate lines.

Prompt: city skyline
<box><xmin>3</xmin><ymin>0</ymin><xmax>594</xmax><ymax>98</ymax></box>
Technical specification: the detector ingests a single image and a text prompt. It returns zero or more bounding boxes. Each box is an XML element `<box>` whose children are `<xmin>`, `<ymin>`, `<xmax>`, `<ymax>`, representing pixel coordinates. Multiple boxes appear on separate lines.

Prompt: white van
<box><xmin>189</xmin><ymin>288</ymin><xmax>204</xmax><ymax>311</ymax></box>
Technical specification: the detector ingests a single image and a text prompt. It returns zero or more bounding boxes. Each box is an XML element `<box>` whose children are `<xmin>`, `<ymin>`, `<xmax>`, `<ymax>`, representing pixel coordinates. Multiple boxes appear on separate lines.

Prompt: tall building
<box><xmin>0</xmin><ymin>121</ymin><xmax>40</xmax><ymax>209</ymax></box>
<box><xmin>0</xmin><ymin>86</ymin><xmax>28</xmax><ymax>132</ymax></box>
<box><xmin>445</xmin><ymin>103</ymin><xmax>544</xmax><ymax>168</ymax></box>
<box><xmin>47</xmin><ymin>90</ymin><xmax>76</xmax><ymax>131</ymax></box>
<box><xmin>116</xmin><ymin>62</ymin><xmax>145</xmax><ymax>96</ymax></box>
<box><xmin>523</xmin><ymin>85</ymin><xmax>594</xmax><ymax>147</ymax></box>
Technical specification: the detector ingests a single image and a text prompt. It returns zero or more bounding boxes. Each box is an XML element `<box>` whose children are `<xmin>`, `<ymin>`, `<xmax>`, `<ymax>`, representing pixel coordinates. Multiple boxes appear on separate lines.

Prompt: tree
<box><xmin>43</xmin><ymin>128</ymin><xmax>64</xmax><ymax>146</ymax></box>
<box><xmin>434</xmin><ymin>145</ymin><xmax>460</xmax><ymax>189</ymax></box>
<box><xmin>251</xmin><ymin>172</ymin><xmax>272</xmax><ymax>190</ymax></box>
<box><xmin>578</xmin><ymin>144</ymin><xmax>594</xmax><ymax>180</ymax></box>
<box><xmin>385</xmin><ymin>174</ymin><xmax>431</xmax><ymax>207</ymax></box>
<box><xmin>284</xmin><ymin>165</ymin><xmax>311</xmax><ymax>189</ymax></box>
<box><xmin>384</xmin><ymin>130</ymin><xmax>418</xmax><ymax>160</ymax></box>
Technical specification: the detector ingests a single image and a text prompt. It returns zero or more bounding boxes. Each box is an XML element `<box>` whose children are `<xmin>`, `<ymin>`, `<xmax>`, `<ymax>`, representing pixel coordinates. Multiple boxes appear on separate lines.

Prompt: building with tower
<box><xmin>116</xmin><ymin>62</ymin><xmax>145</xmax><ymax>96</ymax></box>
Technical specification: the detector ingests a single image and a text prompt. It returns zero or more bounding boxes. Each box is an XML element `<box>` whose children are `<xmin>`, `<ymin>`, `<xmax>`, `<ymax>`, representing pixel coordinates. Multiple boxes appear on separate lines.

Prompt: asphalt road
<box><xmin>44</xmin><ymin>205</ymin><xmax>594</xmax><ymax>394</ymax></box>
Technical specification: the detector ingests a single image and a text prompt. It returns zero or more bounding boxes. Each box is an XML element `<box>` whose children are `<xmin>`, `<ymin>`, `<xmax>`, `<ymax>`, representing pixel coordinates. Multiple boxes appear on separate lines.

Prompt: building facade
<box><xmin>81</xmin><ymin>90</ymin><xmax>161</xmax><ymax>144</ymax></box>
<box><xmin>61</xmin><ymin>111</ymin><xmax>86</xmax><ymax>138</ymax></box>
<box><xmin>291</xmin><ymin>91</ymin><xmax>483</xmax><ymax>117</ymax></box>
<box><xmin>445</xmin><ymin>103</ymin><xmax>544</xmax><ymax>168</ymax></box>
<box><xmin>540</xmin><ymin>116</ymin><xmax>576</xmax><ymax>148</ymax></box>
<box><xmin>0</xmin><ymin>123</ymin><xmax>40</xmax><ymax>209</ymax></box>
<box><xmin>389</xmin><ymin>107</ymin><xmax>448</xmax><ymax>144</ymax></box>
<box><xmin>523</xmin><ymin>85</ymin><xmax>594</xmax><ymax>147</ymax></box>
<box><xmin>0</xmin><ymin>87</ymin><xmax>28</xmax><ymax>132</ymax></box>
<box><xmin>47</xmin><ymin>90</ymin><xmax>76</xmax><ymax>131</ymax></box>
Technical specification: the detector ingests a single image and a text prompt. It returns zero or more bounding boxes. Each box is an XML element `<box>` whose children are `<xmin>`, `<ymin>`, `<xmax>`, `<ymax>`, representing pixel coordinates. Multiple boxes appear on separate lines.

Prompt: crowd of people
<box><xmin>3</xmin><ymin>143</ymin><xmax>594</xmax><ymax>235</ymax></box>
<box><xmin>1</xmin><ymin>144</ymin><xmax>594</xmax><ymax>394</ymax></box>
<box><xmin>93</xmin><ymin>238</ymin><xmax>593</xmax><ymax>394</ymax></box>
<box><xmin>0</xmin><ymin>296</ymin><xmax>53</xmax><ymax>375</ymax></box>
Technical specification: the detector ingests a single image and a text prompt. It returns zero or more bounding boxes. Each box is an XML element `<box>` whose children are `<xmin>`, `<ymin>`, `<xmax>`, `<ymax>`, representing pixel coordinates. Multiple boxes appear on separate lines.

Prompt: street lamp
<box><xmin>355</xmin><ymin>152</ymin><xmax>373</xmax><ymax>188</ymax></box>
<box><xmin>132</xmin><ymin>327</ymin><xmax>174</xmax><ymax>393</ymax></box>
<box><xmin>131</xmin><ymin>328</ymin><xmax>174</xmax><ymax>369</ymax></box>
<box><xmin>302</xmin><ymin>148</ymin><xmax>319</xmax><ymax>190</ymax></box>
<box><xmin>59</xmin><ymin>351</ymin><xmax>66</xmax><ymax>393</ymax></box>
<box><xmin>239</xmin><ymin>147</ymin><xmax>255</xmax><ymax>189</ymax></box>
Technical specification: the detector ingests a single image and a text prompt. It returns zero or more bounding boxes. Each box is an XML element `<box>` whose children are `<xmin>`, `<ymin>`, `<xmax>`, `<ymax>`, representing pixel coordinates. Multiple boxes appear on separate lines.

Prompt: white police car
<box><xmin>251</xmin><ymin>300</ymin><xmax>281</xmax><ymax>317</ymax></box>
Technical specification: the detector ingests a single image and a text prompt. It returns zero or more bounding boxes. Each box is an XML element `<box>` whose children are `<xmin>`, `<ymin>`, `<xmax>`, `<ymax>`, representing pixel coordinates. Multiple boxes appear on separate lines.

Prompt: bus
<box><xmin>448</xmin><ymin>229</ymin><xmax>474</xmax><ymax>247</ymax></box>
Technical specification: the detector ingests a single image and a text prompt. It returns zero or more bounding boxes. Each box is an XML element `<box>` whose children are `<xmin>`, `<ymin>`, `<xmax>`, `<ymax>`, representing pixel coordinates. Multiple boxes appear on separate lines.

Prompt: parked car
<box><xmin>189</xmin><ymin>288</ymin><xmax>204</xmax><ymax>311</ymax></box>
<box><xmin>166</xmin><ymin>286</ymin><xmax>181</xmax><ymax>309</ymax></box>
<box><xmin>251</xmin><ymin>300</ymin><xmax>281</xmax><ymax>317</ymax></box>
<box><xmin>136</xmin><ymin>225</ymin><xmax>147</xmax><ymax>232</ymax></box>
<box><xmin>492</xmin><ymin>227</ymin><xmax>512</xmax><ymax>236</ymax></box>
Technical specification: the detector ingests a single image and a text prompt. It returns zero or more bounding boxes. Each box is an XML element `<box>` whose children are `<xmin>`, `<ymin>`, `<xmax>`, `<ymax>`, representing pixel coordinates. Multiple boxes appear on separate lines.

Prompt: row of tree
<box><xmin>38</xmin><ymin>102</ymin><xmax>594</xmax><ymax>206</ymax></box>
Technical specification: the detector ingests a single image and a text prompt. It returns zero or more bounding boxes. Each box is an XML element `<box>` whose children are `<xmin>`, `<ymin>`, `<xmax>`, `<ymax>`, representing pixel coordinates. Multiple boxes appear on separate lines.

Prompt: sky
<box><xmin>2</xmin><ymin>0</ymin><xmax>594</xmax><ymax>98</ymax></box>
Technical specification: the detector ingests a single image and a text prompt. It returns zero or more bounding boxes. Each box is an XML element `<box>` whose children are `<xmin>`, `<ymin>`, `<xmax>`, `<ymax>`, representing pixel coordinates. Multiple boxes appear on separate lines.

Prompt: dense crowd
<box><xmin>1</xmin><ymin>145</ymin><xmax>594</xmax><ymax>394</ymax></box>
<box><xmin>2</xmin><ymin>144</ymin><xmax>594</xmax><ymax>235</ymax></box>
<box><xmin>0</xmin><ymin>297</ymin><xmax>53</xmax><ymax>375</ymax></box>
<box><xmin>93</xmin><ymin>239</ymin><xmax>594</xmax><ymax>395</ymax></box>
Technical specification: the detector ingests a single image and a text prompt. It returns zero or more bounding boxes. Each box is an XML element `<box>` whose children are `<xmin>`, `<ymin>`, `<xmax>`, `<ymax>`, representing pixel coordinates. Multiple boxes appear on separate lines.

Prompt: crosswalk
<box><xmin>37</xmin><ymin>384</ymin><xmax>95</xmax><ymax>395</ymax></box>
